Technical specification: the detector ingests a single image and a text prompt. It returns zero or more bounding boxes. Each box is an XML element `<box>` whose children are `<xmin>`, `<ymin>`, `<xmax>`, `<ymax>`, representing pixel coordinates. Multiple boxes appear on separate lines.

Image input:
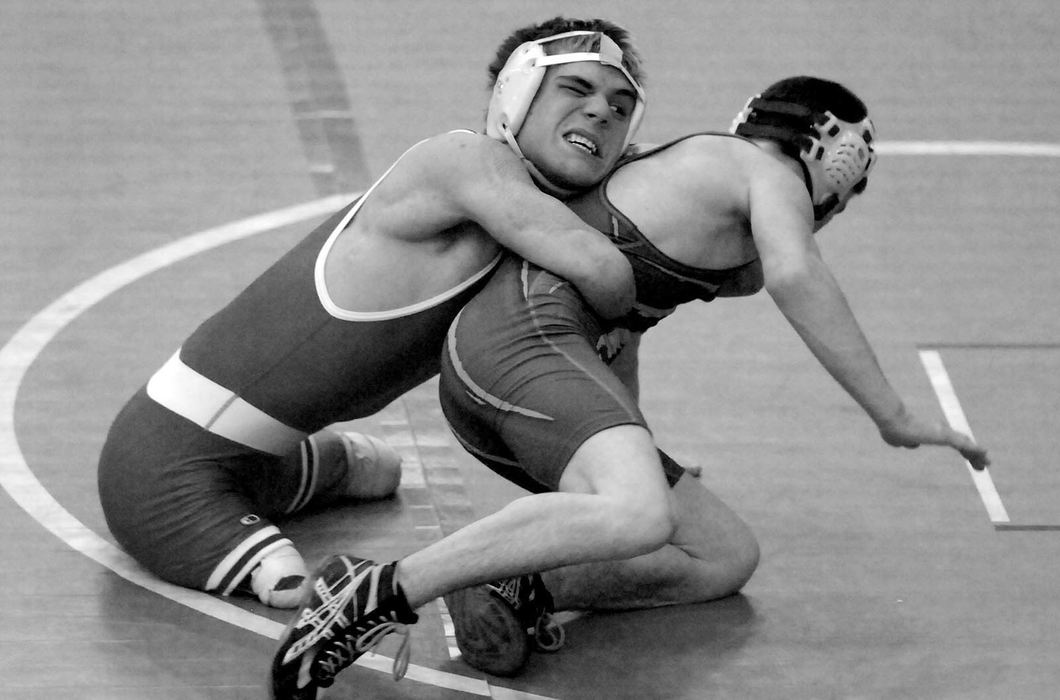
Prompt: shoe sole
<box><xmin>444</xmin><ymin>586</ymin><xmax>530</xmax><ymax>677</ymax></box>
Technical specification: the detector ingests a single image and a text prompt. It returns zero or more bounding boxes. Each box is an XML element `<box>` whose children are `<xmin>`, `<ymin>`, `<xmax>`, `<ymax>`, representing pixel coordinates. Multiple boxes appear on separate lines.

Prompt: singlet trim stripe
<box><xmin>445</xmin><ymin>307</ymin><xmax>553</xmax><ymax>421</ymax></box>
<box><xmin>519</xmin><ymin>260</ymin><xmax>641</xmax><ymax>420</ymax></box>
<box><xmin>205</xmin><ymin>526</ymin><xmax>291</xmax><ymax>594</ymax></box>
<box><xmin>286</xmin><ymin>441</ymin><xmax>313</xmax><ymax>515</ymax></box>
<box><xmin>314</xmin><ymin>131</ymin><xmax>503</xmax><ymax>321</ymax></box>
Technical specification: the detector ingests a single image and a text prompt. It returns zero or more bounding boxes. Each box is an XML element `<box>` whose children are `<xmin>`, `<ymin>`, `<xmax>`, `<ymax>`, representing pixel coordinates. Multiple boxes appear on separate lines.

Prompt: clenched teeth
<box><xmin>565</xmin><ymin>133</ymin><xmax>598</xmax><ymax>155</ymax></box>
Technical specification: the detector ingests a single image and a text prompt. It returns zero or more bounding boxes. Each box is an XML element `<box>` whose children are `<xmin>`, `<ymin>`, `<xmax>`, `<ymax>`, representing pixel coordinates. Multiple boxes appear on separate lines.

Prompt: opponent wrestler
<box><xmin>270</xmin><ymin>77</ymin><xmax>990</xmax><ymax>695</ymax></box>
<box><xmin>98</xmin><ymin>17</ymin><xmax>645</xmax><ymax>610</ymax></box>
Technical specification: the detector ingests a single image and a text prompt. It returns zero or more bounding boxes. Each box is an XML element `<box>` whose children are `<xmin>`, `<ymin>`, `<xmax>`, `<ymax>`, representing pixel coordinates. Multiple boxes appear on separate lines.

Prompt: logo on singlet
<box><xmin>596</xmin><ymin>327</ymin><xmax>632</xmax><ymax>364</ymax></box>
<box><xmin>240</xmin><ymin>514</ymin><xmax>262</xmax><ymax>526</ymax></box>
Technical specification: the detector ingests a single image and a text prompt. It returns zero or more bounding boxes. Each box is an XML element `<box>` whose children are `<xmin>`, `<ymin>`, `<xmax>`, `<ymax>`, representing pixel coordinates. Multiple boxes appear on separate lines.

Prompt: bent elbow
<box><xmin>762</xmin><ymin>259</ymin><xmax>817</xmax><ymax>300</ymax></box>
<box><xmin>583</xmin><ymin>254</ymin><xmax>635</xmax><ymax>320</ymax></box>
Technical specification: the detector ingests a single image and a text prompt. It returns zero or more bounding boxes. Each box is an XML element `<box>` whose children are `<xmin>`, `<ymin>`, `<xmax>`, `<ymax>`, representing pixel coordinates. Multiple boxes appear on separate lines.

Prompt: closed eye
<box><xmin>555</xmin><ymin>75</ymin><xmax>635</xmax><ymax>120</ymax></box>
<box><xmin>558</xmin><ymin>77</ymin><xmax>591</xmax><ymax>96</ymax></box>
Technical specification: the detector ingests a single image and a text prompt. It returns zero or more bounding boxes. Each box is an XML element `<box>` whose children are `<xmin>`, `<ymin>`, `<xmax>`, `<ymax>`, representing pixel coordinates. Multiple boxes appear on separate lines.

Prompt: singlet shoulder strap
<box><xmin>619</xmin><ymin>130</ymin><xmax>759</xmax><ymax>167</ymax></box>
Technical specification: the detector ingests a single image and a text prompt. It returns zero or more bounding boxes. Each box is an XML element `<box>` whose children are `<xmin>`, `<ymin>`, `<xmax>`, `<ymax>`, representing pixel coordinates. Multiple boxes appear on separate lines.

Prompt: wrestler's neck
<box><xmin>502</xmin><ymin>127</ymin><xmax>584</xmax><ymax>200</ymax></box>
<box><xmin>523</xmin><ymin>159</ymin><xmax>582</xmax><ymax>200</ymax></box>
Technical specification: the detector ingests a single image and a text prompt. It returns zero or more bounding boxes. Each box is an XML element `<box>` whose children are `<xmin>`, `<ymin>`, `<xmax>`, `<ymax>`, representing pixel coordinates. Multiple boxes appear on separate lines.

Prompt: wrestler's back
<box><xmin>564</xmin><ymin>134</ymin><xmax>766</xmax><ymax>331</ymax></box>
<box><xmin>605</xmin><ymin>135</ymin><xmax>761</xmax><ymax>271</ymax></box>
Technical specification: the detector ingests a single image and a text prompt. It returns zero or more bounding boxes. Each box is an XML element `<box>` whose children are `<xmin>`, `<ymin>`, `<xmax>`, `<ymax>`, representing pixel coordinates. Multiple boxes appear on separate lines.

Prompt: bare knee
<box><xmin>719</xmin><ymin>527</ymin><xmax>760</xmax><ymax>595</ymax></box>
<box><xmin>700</xmin><ymin>519</ymin><xmax>760</xmax><ymax>599</ymax></box>
<box><xmin>669</xmin><ymin>474</ymin><xmax>761</xmax><ymax>599</ymax></box>
<box><xmin>605</xmin><ymin>494</ymin><xmax>678</xmax><ymax>557</ymax></box>
<box><xmin>663</xmin><ymin>529</ymin><xmax>758</xmax><ymax>605</ymax></box>
<box><xmin>561</xmin><ymin>425</ymin><xmax>677</xmax><ymax>556</ymax></box>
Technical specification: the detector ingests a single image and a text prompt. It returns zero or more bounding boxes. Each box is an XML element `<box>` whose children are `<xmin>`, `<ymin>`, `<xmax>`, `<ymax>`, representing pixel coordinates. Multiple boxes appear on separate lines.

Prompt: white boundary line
<box><xmin>918</xmin><ymin>350</ymin><xmax>1010</xmax><ymax>524</ymax></box>
<box><xmin>877</xmin><ymin>140</ymin><xmax>1060</xmax><ymax>157</ymax></box>
<box><xmin>2</xmin><ymin>140</ymin><xmax>1057</xmax><ymax>696</ymax></box>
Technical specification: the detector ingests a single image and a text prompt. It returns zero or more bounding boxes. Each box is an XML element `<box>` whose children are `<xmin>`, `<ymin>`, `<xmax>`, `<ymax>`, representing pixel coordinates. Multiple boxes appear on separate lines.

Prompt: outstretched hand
<box><xmin>878</xmin><ymin>409</ymin><xmax>991</xmax><ymax>471</ymax></box>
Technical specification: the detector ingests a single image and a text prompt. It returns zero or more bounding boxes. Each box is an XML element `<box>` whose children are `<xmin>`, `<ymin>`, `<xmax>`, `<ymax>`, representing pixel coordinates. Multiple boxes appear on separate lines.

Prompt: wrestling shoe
<box><xmin>270</xmin><ymin>555</ymin><xmax>418</xmax><ymax>700</ymax></box>
<box><xmin>444</xmin><ymin>573</ymin><xmax>564</xmax><ymax>677</ymax></box>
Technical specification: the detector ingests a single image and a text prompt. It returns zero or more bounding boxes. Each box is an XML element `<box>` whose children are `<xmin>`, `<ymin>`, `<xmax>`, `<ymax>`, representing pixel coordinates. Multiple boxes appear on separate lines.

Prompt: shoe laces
<box><xmin>490</xmin><ymin>574</ymin><xmax>566</xmax><ymax>652</ymax></box>
<box><xmin>533</xmin><ymin>612</ymin><xmax>566</xmax><ymax>652</ymax></box>
<box><xmin>313</xmin><ymin>620</ymin><xmax>412</xmax><ymax>684</ymax></box>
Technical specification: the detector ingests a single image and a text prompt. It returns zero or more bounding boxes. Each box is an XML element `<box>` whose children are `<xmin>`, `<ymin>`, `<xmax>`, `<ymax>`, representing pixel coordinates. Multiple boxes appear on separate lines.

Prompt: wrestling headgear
<box><xmin>486</xmin><ymin>30</ymin><xmax>646</xmax><ymax>155</ymax></box>
<box><xmin>731</xmin><ymin>96</ymin><xmax>876</xmax><ymax>220</ymax></box>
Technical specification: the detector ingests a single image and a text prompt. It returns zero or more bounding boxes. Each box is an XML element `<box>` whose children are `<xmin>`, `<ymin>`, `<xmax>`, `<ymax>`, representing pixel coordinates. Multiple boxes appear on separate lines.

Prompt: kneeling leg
<box><xmin>543</xmin><ymin>471</ymin><xmax>760</xmax><ymax>611</ymax></box>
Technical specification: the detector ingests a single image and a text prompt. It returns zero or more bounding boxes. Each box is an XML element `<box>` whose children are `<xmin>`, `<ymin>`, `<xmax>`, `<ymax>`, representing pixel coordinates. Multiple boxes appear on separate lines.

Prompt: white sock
<box><xmin>340</xmin><ymin>432</ymin><xmax>402</xmax><ymax>499</ymax></box>
<box><xmin>250</xmin><ymin>544</ymin><xmax>308</xmax><ymax>608</ymax></box>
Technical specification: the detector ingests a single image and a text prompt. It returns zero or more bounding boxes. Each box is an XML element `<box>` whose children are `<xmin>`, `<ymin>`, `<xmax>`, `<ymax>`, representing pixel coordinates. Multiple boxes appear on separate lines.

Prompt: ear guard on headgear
<box><xmin>731</xmin><ymin>96</ymin><xmax>877</xmax><ymax>220</ymax></box>
<box><xmin>486</xmin><ymin>30</ymin><xmax>646</xmax><ymax>155</ymax></box>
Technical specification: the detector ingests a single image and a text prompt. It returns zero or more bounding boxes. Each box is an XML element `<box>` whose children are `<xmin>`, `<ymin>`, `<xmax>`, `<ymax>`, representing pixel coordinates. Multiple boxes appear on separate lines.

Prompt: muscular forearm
<box><xmin>438</xmin><ymin>134</ymin><xmax>635</xmax><ymax>319</ymax></box>
<box><xmin>572</xmin><ymin>253</ymin><xmax>636</xmax><ymax>320</ymax></box>
<box><xmin>767</xmin><ymin>259</ymin><xmax>905</xmax><ymax>428</ymax></box>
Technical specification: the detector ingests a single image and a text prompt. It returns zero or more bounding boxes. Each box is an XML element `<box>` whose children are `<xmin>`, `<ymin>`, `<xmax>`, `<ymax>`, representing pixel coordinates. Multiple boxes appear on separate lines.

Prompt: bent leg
<box><xmin>543</xmin><ymin>471</ymin><xmax>760</xmax><ymax>610</ymax></box>
<box><xmin>98</xmin><ymin>389</ymin><xmax>307</xmax><ymax>607</ymax></box>
<box><xmin>247</xmin><ymin>430</ymin><xmax>402</xmax><ymax>516</ymax></box>
<box><xmin>396</xmin><ymin>425</ymin><xmax>675</xmax><ymax>609</ymax></box>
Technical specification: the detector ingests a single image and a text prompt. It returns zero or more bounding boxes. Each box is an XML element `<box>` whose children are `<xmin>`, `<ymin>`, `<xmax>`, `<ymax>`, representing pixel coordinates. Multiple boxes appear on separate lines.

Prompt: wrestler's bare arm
<box><xmin>419</xmin><ymin>132</ymin><xmax>635</xmax><ymax>320</ymax></box>
<box><xmin>747</xmin><ymin>160</ymin><xmax>988</xmax><ymax>468</ymax></box>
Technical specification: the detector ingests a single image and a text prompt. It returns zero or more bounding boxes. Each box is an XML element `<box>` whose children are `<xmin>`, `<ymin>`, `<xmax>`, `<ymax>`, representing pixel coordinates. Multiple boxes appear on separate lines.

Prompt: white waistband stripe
<box><xmin>146</xmin><ymin>351</ymin><xmax>308</xmax><ymax>456</ymax></box>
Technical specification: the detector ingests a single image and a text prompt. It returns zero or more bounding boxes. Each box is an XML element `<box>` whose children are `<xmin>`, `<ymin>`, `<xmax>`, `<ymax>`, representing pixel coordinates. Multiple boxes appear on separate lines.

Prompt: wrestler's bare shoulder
<box><xmin>662</xmin><ymin>134</ymin><xmax>764</xmax><ymax>175</ymax></box>
<box><xmin>385</xmin><ymin>131</ymin><xmax>529</xmax><ymax>193</ymax></box>
<box><xmin>352</xmin><ymin>131</ymin><xmax>531</xmax><ymax>243</ymax></box>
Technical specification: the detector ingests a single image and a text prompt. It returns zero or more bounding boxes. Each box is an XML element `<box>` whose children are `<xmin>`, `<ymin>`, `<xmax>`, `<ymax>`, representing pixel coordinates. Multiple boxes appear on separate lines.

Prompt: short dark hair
<box><xmin>487</xmin><ymin>16</ymin><xmax>643</xmax><ymax>89</ymax></box>
<box><xmin>757</xmin><ymin>76</ymin><xmax>868</xmax><ymax>123</ymax></box>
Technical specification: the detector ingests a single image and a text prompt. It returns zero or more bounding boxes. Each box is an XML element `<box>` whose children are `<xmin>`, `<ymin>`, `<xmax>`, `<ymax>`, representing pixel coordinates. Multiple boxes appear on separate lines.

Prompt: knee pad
<box><xmin>339</xmin><ymin>432</ymin><xmax>402</xmax><ymax>499</ymax></box>
<box><xmin>250</xmin><ymin>544</ymin><xmax>308</xmax><ymax>608</ymax></box>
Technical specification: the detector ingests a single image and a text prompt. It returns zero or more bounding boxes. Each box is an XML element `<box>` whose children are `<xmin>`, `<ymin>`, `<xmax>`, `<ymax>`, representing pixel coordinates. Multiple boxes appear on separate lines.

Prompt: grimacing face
<box><xmin>514</xmin><ymin>61</ymin><xmax>639</xmax><ymax>190</ymax></box>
